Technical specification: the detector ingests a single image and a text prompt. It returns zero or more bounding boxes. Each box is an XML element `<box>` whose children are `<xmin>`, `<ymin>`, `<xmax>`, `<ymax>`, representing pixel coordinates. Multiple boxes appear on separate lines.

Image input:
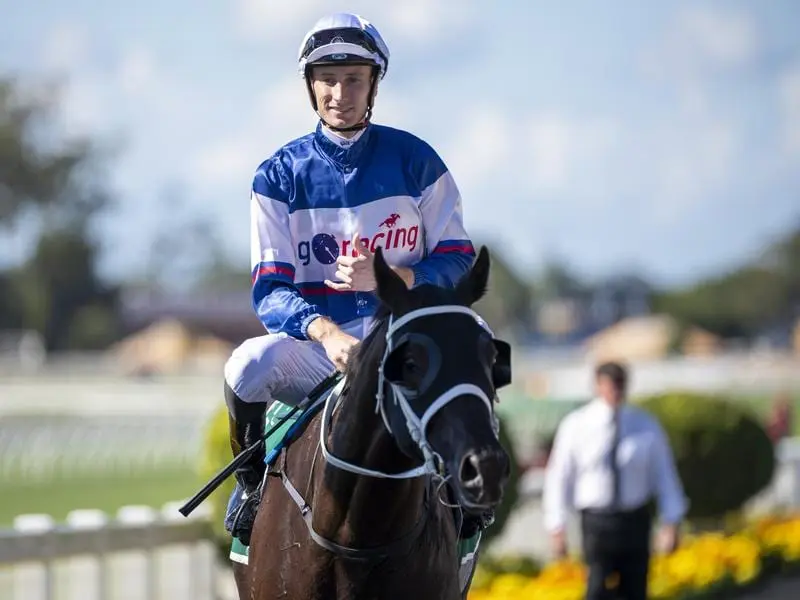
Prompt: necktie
<box><xmin>610</xmin><ymin>408</ymin><xmax>621</xmax><ymax>509</ymax></box>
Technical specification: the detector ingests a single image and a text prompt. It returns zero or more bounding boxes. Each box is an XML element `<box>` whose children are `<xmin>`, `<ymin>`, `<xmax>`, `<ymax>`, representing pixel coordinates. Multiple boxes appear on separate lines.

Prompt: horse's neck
<box><xmin>316</xmin><ymin>380</ymin><xmax>426</xmax><ymax>546</ymax></box>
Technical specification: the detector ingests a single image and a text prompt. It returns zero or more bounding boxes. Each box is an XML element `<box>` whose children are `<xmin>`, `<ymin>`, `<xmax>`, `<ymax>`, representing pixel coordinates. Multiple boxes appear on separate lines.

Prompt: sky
<box><xmin>1</xmin><ymin>0</ymin><xmax>799</xmax><ymax>289</ymax></box>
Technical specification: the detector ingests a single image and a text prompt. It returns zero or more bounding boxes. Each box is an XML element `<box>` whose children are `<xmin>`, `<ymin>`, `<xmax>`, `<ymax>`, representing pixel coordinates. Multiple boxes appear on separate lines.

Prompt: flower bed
<box><xmin>469</xmin><ymin>514</ymin><xmax>800</xmax><ymax>600</ymax></box>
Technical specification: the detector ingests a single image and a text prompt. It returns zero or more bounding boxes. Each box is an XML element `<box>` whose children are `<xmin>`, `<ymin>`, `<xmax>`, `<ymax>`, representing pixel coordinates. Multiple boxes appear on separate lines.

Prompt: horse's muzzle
<box><xmin>454</xmin><ymin>446</ymin><xmax>510</xmax><ymax>512</ymax></box>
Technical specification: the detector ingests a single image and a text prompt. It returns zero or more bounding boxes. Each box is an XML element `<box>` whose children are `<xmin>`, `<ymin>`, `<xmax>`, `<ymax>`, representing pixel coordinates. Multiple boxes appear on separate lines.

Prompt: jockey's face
<box><xmin>310</xmin><ymin>64</ymin><xmax>375</xmax><ymax>133</ymax></box>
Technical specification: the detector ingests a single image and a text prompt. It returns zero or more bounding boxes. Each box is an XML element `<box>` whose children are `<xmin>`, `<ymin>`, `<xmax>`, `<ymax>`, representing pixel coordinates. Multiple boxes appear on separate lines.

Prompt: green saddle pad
<box><xmin>457</xmin><ymin>530</ymin><xmax>482</xmax><ymax>595</ymax></box>
<box><xmin>264</xmin><ymin>400</ymin><xmax>301</xmax><ymax>459</ymax></box>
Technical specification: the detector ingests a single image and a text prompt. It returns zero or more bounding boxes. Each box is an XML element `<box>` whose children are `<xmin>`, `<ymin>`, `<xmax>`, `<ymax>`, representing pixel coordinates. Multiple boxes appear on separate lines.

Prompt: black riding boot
<box><xmin>224</xmin><ymin>383</ymin><xmax>267</xmax><ymax>546</ymax></box>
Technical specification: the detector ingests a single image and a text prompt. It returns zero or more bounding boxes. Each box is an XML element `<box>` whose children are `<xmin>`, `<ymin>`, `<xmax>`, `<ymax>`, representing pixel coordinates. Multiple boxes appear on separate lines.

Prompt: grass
<box><xmin>0</xmin><ymin>467</ymin><xmax>202</xmax><ymax>526</ymax></box>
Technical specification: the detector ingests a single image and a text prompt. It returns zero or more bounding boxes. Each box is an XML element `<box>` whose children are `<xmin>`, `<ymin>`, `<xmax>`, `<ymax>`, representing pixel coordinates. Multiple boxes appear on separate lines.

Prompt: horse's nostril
<box><xmin>459</xmin><ymin>452</ymin><xmax>482</xmax><ymax>488</ymax></box>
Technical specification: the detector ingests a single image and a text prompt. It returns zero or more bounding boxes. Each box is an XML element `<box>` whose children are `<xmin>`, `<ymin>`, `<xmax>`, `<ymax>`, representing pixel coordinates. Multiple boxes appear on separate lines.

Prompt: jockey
<box><xmin>223</xmin><ymin>11</ymin><xmax>490</xmax><ymax>570</ymax></box>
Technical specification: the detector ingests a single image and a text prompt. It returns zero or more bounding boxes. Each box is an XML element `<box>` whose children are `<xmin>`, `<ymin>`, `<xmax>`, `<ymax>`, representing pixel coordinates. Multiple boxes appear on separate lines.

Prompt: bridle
<box><xmin>320</xmin><ymin>304</ymin><xmax>497</xmax><ymax>480</ymax></box>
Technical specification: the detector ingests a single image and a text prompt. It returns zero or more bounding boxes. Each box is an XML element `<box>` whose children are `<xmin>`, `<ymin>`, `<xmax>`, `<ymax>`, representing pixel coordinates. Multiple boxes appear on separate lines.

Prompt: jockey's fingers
<box><xmin>335</xmin><ymin>353</ymin><xmax>348</xmax><ymax>370</ymax></box>
<box><xmin>324</xmin><ymin>279</ymin><xmax>351</xmax><ymax>291</ymax></box>
<box><xmin>336</xmin><ymin>272</ymin><xmax>354</xmax><ymax>284</ymax></box>
<box><xmin>336</xmin><ymin>255</ymin><xmax>357</xmax><ymax>267</ymax></box>
<box><xmin>335</xmin><ymin>270</ymin><xmax>353</xmax><ymax>284</ymax></box>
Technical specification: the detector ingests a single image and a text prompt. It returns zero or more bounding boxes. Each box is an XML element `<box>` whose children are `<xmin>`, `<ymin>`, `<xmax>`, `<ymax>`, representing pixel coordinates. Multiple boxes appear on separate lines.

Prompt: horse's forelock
<box><xmin>344</xmin><ymin>303</ymin><xmax>390</xmax><ymax>396</ymax></box>
<box><xmin>344</xmin><ymin>284</ymin><xmax>463</xmax><ymax>398</ymax></box>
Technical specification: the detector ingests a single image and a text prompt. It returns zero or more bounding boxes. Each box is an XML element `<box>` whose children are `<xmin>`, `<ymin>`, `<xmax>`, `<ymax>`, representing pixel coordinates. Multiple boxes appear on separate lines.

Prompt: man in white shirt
<box><xmin>543</xmin><ymin>362</ymin><xmax>688</xmax><ymax>600</ymax></box>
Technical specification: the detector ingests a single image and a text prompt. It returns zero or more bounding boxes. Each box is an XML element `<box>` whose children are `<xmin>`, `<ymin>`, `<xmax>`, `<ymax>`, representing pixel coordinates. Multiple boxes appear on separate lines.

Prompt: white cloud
<box><xmin>188</xmin><ymin>72</ymin><xmax>417</xmax><ymax>192</ymax></box>
<box><xmin>232</xmin><ymin>0</ymin><xmax>477</xmax><ymax>49</ymax></box>
<box><xmin>677</xmin><ymin>7</ymin><xmax>757</xmax><ymax>68</ymax></box>
<box><xmin>642</xmin><ymin>6</ymin><xmax>758</xmax><ymax>79</ymax></box>
<box><xmin>116</xmin><ymin>47</ymin><xmax>158</xmax><ymax>96</ymax></box>
<box><xmin>57</xmin><ymin>75</ymin><xmax>110</xmax><ymax>136</ymax></box>
<box><xmin>526</xmin><ymin>115</ymin><xmax>573</xmax><ymax>190</ymax></box>
<box><xmin>233</xmin><ymin>0</ymin><xmax>330</xmax><ymax>44</ymax></box>
<box><xmin>780</xmin><ymin>67</ymin><xmax>800</xmax><ymax>157</ymax></box>
<box><xmin>52</xmin><ymin>44</ymin><xmax>193</xmax><ymax>141</ymax></box>
<box><xmin>648</xmin><ymin>119</ymin><xmax>738</xmax><ymax>224</ymax></box>
<box><xmin>39</xmin><ymin>22</ymin><xmax>89</xmax><ymax>72</ymax></box>
<box><xmin>444</xmin><ymin>109</ymin><xmax>513</xmax><ymax>192</ymax></box>
<box><xmin>371</xmin><ymin>87</ymin><xmax>413</xmax><ymax>129</ymax></box>
<box><xmin>381</xmin><ymin>0</ymin><xmax>477</xmax><ymax>45</ymax></box>
<box><xmin>525</xmin><ymin>113</ymin><xmax>619</xmax><ymax>192</ymax></box>
<box><xmin>623</xmin><ymin>5</ymin><xmax>754</xmax><ymax>224</ymax></box>
<box><xmin>188</xmin><ymin>76</ymin><xmax>315</xmax><ymax>190</ymax></box>
<box><xmin>192</xmin><ymin>137</ymin><xmax>256</xmax><ymax>188</ymax></box>
<box><xmin>442</xmin><ymin>108</ymin><xmax>622</xmax><ymax>199</ymax></box>
<box><xmin>442</xmin><ymin>100</ymin><xmax>739</xmax><ymax>230</ymax></box>
<box><xmin>640</xmin><ymin>7</ymin><xmax>758</xmax><ymax>116</ymax></box>
<box><xmin>256</xmin><ymin>76</ymin><xmax>315</xmax><ymax>135</ymax></box>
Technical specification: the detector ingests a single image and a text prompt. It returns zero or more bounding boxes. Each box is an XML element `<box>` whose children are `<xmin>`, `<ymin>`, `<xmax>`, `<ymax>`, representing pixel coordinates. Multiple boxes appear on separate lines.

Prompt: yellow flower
<box><xmin>751</xmin><ymin>514</ymin><xmax>800</xmax><ymax>563</ymax></box>
<box><xmin>468</xmin><ymin>513</ymin><xmax>800</xmax><ymax>600</ymax></box>
<box><xmin>488</xmin><ymin>573</ymin><xmax>530</xmax><ymax>597</ymax></box>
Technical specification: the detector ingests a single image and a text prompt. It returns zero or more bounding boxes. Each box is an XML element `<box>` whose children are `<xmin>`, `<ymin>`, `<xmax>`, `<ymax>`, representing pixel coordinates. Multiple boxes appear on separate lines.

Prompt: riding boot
<box><xmin>223</xmin><ymin>383</ymin><xmax>267</xmax><ymax>546</ymax></box>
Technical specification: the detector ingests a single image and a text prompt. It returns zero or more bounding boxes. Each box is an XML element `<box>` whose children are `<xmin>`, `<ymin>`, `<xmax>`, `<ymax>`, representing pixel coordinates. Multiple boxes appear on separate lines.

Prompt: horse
<box><xmin>243</xmin><ymin>245</ymin><xmax>511</xmax><ymax>600</ymax></box>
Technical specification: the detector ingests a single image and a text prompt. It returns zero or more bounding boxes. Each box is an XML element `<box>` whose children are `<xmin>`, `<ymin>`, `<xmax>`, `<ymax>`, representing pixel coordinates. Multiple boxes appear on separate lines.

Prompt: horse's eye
<box><xmin>403</xmin><ymin>357</ymin><xmax>417</xmax><ymax>374</ymax></box>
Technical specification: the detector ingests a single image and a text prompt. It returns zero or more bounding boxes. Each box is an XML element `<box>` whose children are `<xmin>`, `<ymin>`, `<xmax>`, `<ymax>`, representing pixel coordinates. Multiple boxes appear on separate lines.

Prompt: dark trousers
<box><xmin>580</xmin><ymin>504</ymin><xmax>652</xmax><ymax>600</ymax></box>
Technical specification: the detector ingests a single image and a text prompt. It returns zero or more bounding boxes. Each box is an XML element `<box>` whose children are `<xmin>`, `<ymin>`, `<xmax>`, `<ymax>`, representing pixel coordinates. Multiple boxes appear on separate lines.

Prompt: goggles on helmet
<box><xmin>300</xmin><ymin>27</ymin><xmax>388</xmax><ymax>74</ymax></box>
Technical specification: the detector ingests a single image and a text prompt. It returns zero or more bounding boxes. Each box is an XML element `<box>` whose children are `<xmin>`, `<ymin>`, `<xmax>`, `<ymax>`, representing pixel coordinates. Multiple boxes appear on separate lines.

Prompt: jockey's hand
<box><xmin>307</xmin><ymin>317</ymin><xmax>359</xmax><ymax>372</ymax></box>
<box><xmin>324</xmin><ymin>231</ymin><xmax>415</xmax><ymax>291</ymax></box>
<box><xmin>321</xmin><ymin>331</ymin><xmax>359</xmax><ymax>372</ymax></box>
<box><xmin>324</xmin><ymin>232</ymin><xmax>376</xmax><ymax>292</ymax></box>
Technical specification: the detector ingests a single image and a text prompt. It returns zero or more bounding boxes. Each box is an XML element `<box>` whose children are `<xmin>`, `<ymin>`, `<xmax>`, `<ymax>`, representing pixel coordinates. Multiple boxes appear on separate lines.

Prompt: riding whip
<box><xmin>178</xmin><ymin>371</ymin><xmax>343</xmax><ymax>517</ymax></box>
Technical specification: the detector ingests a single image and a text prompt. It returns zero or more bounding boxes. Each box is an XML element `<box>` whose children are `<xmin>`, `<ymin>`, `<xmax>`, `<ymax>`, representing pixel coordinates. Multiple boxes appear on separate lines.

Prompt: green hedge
<box><xmin>636</xmin><ymin>392</ymin><xmax>776</xmax><ymax>522</ymax></box>
<box><xmin>199</xmin><ymin>405</ymin><xmax>235</xmax><ymax>559</ymax></box>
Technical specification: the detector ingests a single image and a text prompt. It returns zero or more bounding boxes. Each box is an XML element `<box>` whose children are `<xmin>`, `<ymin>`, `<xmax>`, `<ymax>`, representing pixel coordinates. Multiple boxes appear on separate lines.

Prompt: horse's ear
<box><xmin>373</xmin><ymin>246</ymin><xmax>407</xmax><ymax>312</ymax></box>
<box><xmin>456</xmin><ymin>246</ymin><xmax>490</xmax><ymax>306</ymax></box>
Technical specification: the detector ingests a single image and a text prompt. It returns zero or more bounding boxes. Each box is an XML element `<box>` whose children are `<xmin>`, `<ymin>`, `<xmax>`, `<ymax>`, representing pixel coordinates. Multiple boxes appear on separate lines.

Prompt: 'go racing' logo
<box><xmin>297</xmin><ymin>219</ymin><xmax>419</xmax><ymax>266</ymax></box>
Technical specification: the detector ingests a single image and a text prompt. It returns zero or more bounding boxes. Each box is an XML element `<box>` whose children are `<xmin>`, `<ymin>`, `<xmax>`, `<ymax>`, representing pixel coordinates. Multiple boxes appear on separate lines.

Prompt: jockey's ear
<box><xmin>456</xmin><ymin>246</ymin><xmax>490</xmax><ymax>306</ymax></box>
<box><xmin>374</xmin><ymin>247</ymin><xmax>407</xmax><ymax>313</ymax></box>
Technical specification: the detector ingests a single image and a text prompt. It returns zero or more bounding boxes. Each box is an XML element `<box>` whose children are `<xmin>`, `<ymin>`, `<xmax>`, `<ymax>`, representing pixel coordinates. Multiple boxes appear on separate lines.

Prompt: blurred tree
<box><xmin>195</xmin><ymin>257</ymin><xmax>251</xmax><ymax>293</ymax></box>
<box><xmin>769</xmin><ymin>223</ymin><xmax>800</xmax><ymax>313</ymax></box>
<box><xmin>0</xmin><ymin>76</ymin><xmax>119</xmax><ymax>350</ymax></box>
<box><xmin>532</xmin><ymin>258</ymin><xmax>590</xmax><ymax>303</ymax></box>
<box><xmin>141</xmin><ymin>184</ymin><xmax>229</xmax><ymax>294</ymax></box>
<box><xmin>653</xmin><ymin>225</ymin><xmax>800</xmax><ymax>340</ymax></box>
<box><xmin>472</xmin><ymin>242</ymin><xmax>532</xmax><ymax>340</ymax></box>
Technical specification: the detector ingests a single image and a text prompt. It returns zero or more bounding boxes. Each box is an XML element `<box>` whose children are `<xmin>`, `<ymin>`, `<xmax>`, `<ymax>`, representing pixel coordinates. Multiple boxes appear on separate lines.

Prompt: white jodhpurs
<box><xmin>223</xmin><ymin>318</ymin><xmax>373</xmax><ymax>406</ymax></box>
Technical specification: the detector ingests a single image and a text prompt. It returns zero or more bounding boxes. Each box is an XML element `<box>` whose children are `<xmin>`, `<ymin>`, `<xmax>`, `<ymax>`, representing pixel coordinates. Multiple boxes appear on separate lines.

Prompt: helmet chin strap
<box><xmin>319</xmin><ymin>105</ymin><xmax>372</xmax><ymax>133</ymax></box>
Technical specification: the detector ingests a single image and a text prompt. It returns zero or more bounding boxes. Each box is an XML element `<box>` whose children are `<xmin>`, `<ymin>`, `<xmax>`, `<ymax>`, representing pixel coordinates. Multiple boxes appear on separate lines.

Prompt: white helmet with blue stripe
<box><xmin>298</xmin><ymin>13</ymin><xmax>390</xmax><ymax>80</ymax></box>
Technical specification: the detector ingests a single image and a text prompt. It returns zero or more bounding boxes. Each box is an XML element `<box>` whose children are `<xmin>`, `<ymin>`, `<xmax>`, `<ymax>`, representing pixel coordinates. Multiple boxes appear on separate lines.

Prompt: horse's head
<box><xmin>370</xmin><ymin>246</ymin><xmax>511</xmax><ymax>514</ymax></box>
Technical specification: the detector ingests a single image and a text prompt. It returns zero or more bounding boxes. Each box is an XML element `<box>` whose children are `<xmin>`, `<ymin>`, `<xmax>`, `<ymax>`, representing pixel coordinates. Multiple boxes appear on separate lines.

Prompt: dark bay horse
<box><xmin>245</xmin><ymin>246</ymin><xmax>511</xmax><ymax>600</ymax></box>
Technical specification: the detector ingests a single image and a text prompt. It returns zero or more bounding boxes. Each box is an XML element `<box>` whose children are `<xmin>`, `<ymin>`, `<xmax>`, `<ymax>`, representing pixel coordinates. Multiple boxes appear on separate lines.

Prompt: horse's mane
<box><xmin>342</xmin><ymin>283</ymin><xmax>458</xmax><ymax>403</ymax></box>
<box><xmin>342</xmin><ymin>302</ymin><xmax>392</xmax><ymax>404</ymax></box>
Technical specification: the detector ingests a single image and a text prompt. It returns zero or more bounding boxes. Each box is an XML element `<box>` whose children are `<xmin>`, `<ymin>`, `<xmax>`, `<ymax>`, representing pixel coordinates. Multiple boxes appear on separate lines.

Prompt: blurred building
<box><xmin>119</xmin><ymin>289</ymin><xmax>262</xmax><ymax>345</ymax></box>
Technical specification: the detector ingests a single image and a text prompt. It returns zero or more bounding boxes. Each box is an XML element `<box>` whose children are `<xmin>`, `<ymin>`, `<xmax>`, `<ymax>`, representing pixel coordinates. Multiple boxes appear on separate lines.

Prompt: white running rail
<box><xmin>0</xmin><ymin>502</ymin><xmax>221</xmax><ymax>600</ymax></box>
